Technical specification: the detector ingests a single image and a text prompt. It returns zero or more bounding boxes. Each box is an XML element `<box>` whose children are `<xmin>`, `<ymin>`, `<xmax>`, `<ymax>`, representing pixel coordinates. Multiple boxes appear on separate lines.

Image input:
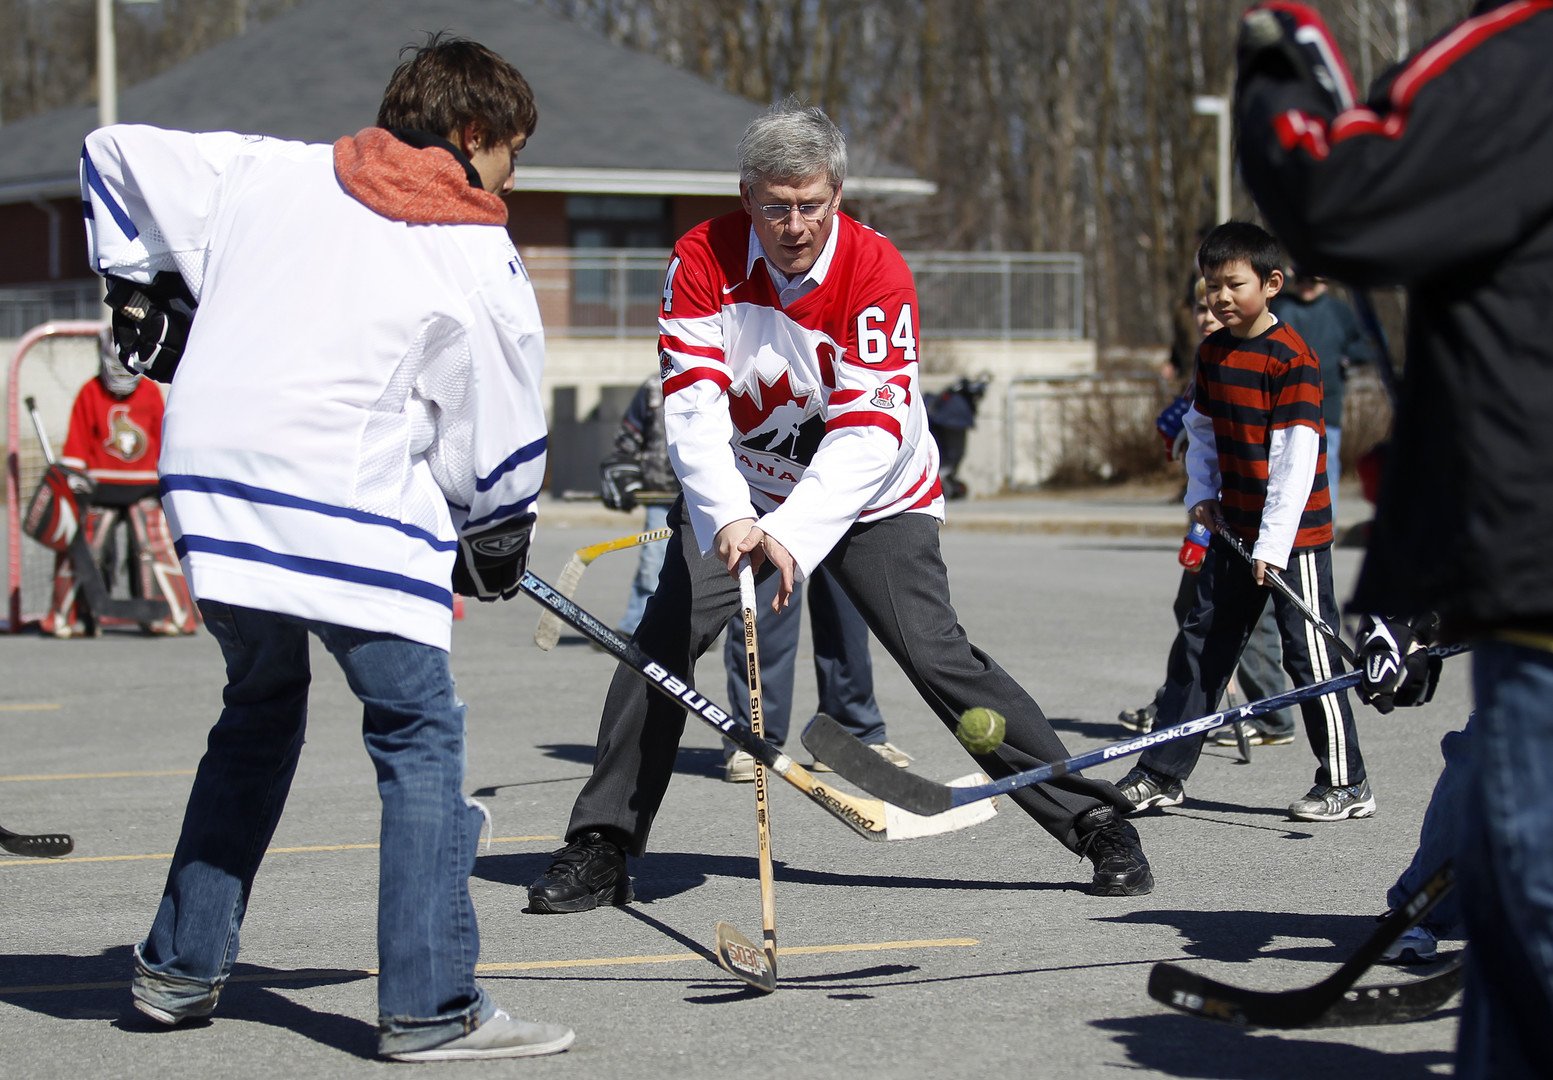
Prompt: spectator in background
<box><xmin>599</xmin><ymin>376</ymin><xmax>679</xmax><ymax>636</ymax></box>
<box><xmin>1270</xmin><ymin>270</ymin><xmax>1376</xmax><ymax>519</ymax></box>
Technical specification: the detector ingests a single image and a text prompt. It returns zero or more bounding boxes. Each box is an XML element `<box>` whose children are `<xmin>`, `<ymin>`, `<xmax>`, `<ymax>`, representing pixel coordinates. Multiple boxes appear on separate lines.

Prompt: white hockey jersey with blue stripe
<box><xmin>80</xmin><ymin>125</ymin><xmax>548</xmax><ymax>650</ymax></box>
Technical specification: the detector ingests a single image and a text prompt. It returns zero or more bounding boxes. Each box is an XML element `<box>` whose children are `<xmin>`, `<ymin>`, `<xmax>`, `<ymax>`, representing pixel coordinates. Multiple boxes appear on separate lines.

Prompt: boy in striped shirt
<box><xmin>1116</xmin><ymin>221</ymin><xmax>1371</xmax><ymax>822</ymax></box>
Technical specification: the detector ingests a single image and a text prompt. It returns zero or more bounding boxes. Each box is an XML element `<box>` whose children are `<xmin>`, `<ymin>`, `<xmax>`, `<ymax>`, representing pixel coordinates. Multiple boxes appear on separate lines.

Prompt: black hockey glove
<box><xmin>103</xmin><ymin>272</ymin><xmax>197</xmax><ymax>383</ymax></box>
<box><xmin>1236</xmin><ymin>2</ymin><xmax>1356</xmax><ymax>114</ymax></box>
<box><xmin>599</xmin><ymin>458</ymin><xmax>645</xmax><ymax>512</ymax></box>
<box><xmin>452</xmin><ymin>512</ymin><xmax>536</xmax><ymax>602</ymax></box>
<box><xmin>1357</xmin><ymin>614</ymin><xmax>1442</xmax><ymax>714</ymax></box>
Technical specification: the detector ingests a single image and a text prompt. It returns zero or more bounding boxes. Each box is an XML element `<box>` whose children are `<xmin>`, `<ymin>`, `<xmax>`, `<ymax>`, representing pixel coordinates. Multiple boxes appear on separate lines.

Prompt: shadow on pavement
<box><xmin>474</xmin><ymin>848</ymin><xmax>1087</xmax><ymax>902</ymax></box>
<box><xmin>1092</xmin><ymin>1012</ymin><xmax>1450</xmax><ymax>1078</ymax></box>
<box><xmin>1093</xmin><ymin>907</ymin><xmax>1391</xmax><ymax>966</ymax></box>
<box><xmin>0</xmin><ymin>945</ymin><xmax>375</xmax><ymax>1058</ymax></box>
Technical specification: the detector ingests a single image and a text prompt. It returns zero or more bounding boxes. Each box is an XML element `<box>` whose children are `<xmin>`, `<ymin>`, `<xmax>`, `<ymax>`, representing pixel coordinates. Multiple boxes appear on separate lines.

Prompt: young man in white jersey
<box><xmin>83</xmin><ymin>35</ymin><xmax>570</xmax><ymax>1061</ymax></box>
<box><xmin>529</xmin><ymin>101</ymin><xmax>1152</xmax><ymax>913</ymax></box>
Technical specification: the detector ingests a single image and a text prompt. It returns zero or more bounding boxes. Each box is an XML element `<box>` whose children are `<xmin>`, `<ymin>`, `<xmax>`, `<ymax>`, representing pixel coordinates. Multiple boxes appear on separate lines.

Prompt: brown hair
<box><xmin>377</xmin><ymin>32</ymin><xmax>537</xmax><ymax>145</ymax></box>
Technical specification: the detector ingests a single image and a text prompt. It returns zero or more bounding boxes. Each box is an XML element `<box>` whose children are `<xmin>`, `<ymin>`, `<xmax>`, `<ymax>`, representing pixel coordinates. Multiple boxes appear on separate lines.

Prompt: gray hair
<box><xmin>737</xmin><ymin>99</ymin><xmax>847</xmax><ymax>190</ymax></box>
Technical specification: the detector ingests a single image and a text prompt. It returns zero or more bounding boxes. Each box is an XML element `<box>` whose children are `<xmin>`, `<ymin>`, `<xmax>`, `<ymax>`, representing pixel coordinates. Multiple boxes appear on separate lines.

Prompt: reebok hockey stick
<box><xmin>801</xmin><ymin>644</ymin><xmax>1470</xmax><ymax>817</ymax></box>
<box><xmin>1147</xmin><ymin>862</ymin><xmax>1455</xmax><ymax>1028</ymax></box>
<box><xmin>516</xmin><ymin>570</ymin><xmax>997</xmax><ymax>842</ymax></box>
<box><xmin>713</xmin><ymin>561</ymin><xmax>779</xmax><ymax>993</ymax></box>
<box><xmin>1218</xmin><ymin>531</ymin><xmax>1361</xmax><ymax>666</ymax></box>
<box><xmin>0</xmin><ymin>824</ymin><xmax>74</xmax><ymax>857</ymax></box>
<box><xmin>533</xmin><ymin>526</ymin><xmax>673</xmax><ymax>650</ymax></box>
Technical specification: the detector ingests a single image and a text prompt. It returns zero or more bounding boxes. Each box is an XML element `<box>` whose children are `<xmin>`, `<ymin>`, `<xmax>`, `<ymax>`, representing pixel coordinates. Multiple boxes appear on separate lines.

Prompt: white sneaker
<box><xmin>725</xmin><ymin>750</ymin><xmax>757</xmax><ymax>783</ymax></box>
<box><xmin>1380</xmin><ymin>925</ymin><xmax>1438</xmax><ymax>965</ymax></box>
<box><xmin>386</xmin><ymin>1009</ymin><xmax>575</xmax><ymax>1062</ymax></box>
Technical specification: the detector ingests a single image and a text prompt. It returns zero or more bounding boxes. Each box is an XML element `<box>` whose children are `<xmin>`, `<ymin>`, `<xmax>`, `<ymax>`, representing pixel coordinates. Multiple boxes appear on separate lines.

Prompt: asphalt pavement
<box><xmin>0</xmin><ymin>483</ymin><xmax>1466</xmax><ymax>1079</ymax></box>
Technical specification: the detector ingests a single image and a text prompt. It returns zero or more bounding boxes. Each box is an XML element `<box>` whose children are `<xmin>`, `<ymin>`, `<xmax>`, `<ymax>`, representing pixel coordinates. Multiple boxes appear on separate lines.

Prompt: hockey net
<box><xmin>5</xmin><ymin>322</ymin><xmax>107</xmax><ymax>631</ymax></box>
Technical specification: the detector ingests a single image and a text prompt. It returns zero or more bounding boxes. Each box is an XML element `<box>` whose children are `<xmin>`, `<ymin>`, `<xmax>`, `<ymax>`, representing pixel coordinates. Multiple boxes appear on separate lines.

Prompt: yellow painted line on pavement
<box><xmin>0</xmin><ymin>769</ymin><xmax>195</xmax><ymax>783</ymax></box>
<box><xmin>0</xmin><ymin>939</ymin><xmax>979</xmax><ymax>995</ymax></box>
<box><xmin>0</xmin><ymin>835</ymin><xmax>560</xmax><ymax>868</ymax></box>
<box><xmin>478</xmin><ymin>937</ymin><xmax>979</xmax><ymax>973</ymax></box>
<box><xmin>0</xmin><ymin>703</ymin><xmax>61</xmax><ymax>713</ymax></box>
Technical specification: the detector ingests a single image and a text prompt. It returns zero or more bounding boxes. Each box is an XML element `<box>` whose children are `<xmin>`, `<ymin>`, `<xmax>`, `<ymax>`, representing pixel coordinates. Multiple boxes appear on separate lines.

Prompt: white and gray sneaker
<box><xmin>1287</xmin><ymin>779</ymin><xmax>1376</xmax><ymax>821</ymax></box>
<box><xmin>1380</xmin><ymin>925</ymin><xmax>1439</xmax><ymax>965</ymax></box>
<box><xmin>386</xmin><ymin>1010</ymin><xmax>575</xmax><ymax>1062</ymax></box>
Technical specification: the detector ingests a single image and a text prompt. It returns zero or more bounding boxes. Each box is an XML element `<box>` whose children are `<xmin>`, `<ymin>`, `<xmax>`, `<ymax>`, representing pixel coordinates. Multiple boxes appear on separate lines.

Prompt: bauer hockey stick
<box><xmin>516</xmin><ymin>570</ymin><xmax>997</xmax><ymax>841</ymax></box>
<box><xmin>533</xmin><ymin>526</ymin><xmax>674</xmax><ymax>650</ymax></box>
<box><xmin>713</xmin><ymin>560</ymin><xmax>779</xmax><ymax>993</ymax></box>
<box><xmin>0</xmin><ymin>824</ymin><xmax>74</xmax><ymax>858</ymax></box>
<box><xmin>1148</xmin><ymin>862</ymin><xmax>1456</xmax><ymax>1028</ymax></box>
<box><xmin>801</xmin><ymin>643</ymin><xmax>1470</xmax><ymax>817</ymax></box>
<box><xmin>1218</xmin><ymin>531</ymin><xmax>1361</xmax><ymax>667</ymax></box>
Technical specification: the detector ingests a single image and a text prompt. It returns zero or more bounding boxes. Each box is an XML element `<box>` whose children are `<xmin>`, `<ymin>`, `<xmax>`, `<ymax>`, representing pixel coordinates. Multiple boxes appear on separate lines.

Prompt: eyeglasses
<box><xmin>754</xmin><ymin>199</ymin><xmax>832</xmax><ymax>224</ymax></box>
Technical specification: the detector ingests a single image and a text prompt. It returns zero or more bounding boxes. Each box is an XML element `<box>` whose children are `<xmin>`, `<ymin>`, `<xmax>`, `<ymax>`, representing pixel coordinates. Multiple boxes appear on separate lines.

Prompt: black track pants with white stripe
<box><xmin>1139</xmin><ymin>538</ymin><xmax>1365</xmax><ymax>789</ymax></box>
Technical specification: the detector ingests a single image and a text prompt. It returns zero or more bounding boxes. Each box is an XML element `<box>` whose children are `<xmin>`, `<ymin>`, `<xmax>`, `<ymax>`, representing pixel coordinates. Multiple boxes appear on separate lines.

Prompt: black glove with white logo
<box><xmin>452</xmin><ymin>512</ymin><xmax>536</xmax><ymax>601</ymax></box>
<box><xmin>599</xmin><ymin>458</ymin><xmax>645</xmax><ymax>512</ymax></box>
<box><xmin>104</xmin><ymin>272</ymin><xmax>197</xmax><ymax>383</ymax></box>
<box><xmin>1357</xmin><ymin>614</ymin><xmax>1442</xmax><ymax>714</ymax></box>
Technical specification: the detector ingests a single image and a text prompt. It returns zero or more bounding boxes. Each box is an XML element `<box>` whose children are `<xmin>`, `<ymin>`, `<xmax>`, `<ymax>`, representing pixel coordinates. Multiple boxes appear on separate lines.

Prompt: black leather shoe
<box><xmin>1076</xmin><ymin>806</ymin><xmax>1154</xmax><ymax>896</ymax></box>
<box><xmin>527</xmin><ymin>831</ymin><xmax>633</xmax><ymax>913</ymax></box>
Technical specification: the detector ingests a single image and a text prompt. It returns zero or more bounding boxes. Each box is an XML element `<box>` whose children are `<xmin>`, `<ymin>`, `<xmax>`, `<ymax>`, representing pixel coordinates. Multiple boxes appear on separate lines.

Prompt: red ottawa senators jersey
<box><xmin>59</xmin><ymin>377</ymin><xmax>165</xmax><ymax>489</ymax></box>
<box><xmin>656</xmin><ymin>210</ymin><xmax>942</xmax><ymax>576</ymax></box>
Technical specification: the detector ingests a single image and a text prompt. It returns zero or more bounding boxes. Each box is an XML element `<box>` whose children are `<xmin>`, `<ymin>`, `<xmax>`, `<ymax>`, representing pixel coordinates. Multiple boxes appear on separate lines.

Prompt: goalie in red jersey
<box><xmin>40</xmin><ymin>333</ymin><xmax>195</xmax><ymax>637</ymax></box>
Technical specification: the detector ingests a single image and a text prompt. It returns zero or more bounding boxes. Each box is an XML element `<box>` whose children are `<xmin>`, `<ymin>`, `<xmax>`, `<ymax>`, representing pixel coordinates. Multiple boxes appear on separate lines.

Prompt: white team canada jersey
<box><xmin>80</xmin><ymin>125</ymin><xmax>548</xmax><ymax>649</ymax></box>
<box><xmin>659</xmin><ymin>211</ymin><xmax>942</xmax><ymax>576</ymax></box>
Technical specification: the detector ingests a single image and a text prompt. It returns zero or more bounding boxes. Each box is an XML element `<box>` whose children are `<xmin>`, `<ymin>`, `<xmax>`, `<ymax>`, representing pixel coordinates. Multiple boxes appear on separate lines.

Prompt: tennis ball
<box><xmin>956</xmin><ymin>707</ymin><xmax>1006</xmax><ymax>754</ymax></box>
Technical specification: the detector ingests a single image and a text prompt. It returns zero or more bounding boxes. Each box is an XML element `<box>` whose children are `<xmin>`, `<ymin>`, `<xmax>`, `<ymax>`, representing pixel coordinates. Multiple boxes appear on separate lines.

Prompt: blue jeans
<box><xmin>619</xmin><ymin>502</ymin><xmax>671</xmax><ymax>634</ymax></box>
<box><xmin>1386</xmin><ymin>721</ymin><xmax>1471</xmax><ymax>935</ymax></box>
<box><xmin>1456</xmin><ymin>641</ymin><xmax>1553</xmax><ymax>1079</ymax></box>
<box><xmin>135</xmin><ymin>601</ymin><xmax>491</xmax><ymax>1055</ymax></box>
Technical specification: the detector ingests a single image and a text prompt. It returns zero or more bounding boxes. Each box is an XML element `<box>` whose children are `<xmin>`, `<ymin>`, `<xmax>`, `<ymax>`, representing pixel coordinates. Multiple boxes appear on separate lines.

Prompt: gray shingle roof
<box><xmin>0</xmin><ymin>0</ymin><xmax>927</xmax><ymax>200</ymax></box>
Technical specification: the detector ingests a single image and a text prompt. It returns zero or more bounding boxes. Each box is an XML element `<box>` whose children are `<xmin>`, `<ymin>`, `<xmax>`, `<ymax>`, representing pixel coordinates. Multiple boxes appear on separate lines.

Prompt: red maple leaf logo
<box><xmin>728</xmin><ymin>368</ymin><xmax>813</xmax><ymax>433</ymax></box>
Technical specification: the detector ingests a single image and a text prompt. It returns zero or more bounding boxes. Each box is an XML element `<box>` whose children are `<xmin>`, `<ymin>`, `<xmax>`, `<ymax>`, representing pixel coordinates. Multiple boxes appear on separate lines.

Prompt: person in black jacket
<box><xmin>1235</xmin><ymin>4</ymin><xmax>1553</xmax><ymax>1076</ymax></box>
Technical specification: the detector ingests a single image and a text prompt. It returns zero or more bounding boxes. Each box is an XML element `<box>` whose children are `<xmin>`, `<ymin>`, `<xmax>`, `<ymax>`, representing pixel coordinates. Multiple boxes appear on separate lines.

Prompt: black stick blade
<box><xmin>714</xmin><ymin>922</ymin><xmax>776</xmax><ymax>994</ymax></box>
<box><xmin>1314</xmin><ymin>957</ymin><xmax>1464</xmax><ymax>1028</ymax></box>
<box><xmin>0</xmin><ymin>828</ymin><xmax>74</xmax><ymax>858</ymax></box>
<box><xmin>801</xmin><ymin>714</ymin><xmax>953</xmax><ymax>815</ymax></box>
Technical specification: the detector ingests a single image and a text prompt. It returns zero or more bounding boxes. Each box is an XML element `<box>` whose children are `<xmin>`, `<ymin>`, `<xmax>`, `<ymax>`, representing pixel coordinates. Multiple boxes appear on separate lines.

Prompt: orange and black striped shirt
<box><xmin>1195</xmin><ymin>321</ymin><xmax>1333</xmax><ymax>550</ymax></box>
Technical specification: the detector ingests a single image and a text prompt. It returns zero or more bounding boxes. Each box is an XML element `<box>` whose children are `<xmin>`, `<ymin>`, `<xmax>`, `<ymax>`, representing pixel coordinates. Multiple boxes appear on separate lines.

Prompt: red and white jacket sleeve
<box><xmin>659</xmin><ymin>243</ymin><xmax>758</xmax><ymax>554</ymax></box>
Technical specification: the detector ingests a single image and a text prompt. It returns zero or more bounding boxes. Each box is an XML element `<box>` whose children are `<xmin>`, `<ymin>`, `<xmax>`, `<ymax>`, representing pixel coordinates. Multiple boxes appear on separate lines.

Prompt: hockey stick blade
<box><xmin>517</xmin><ymin>571</ymin><xmax>989</xmax><ymax>842</ymax></box>
<box><xmin>801</xmin><ymin>644</ymin><xmax>1470</xmax><ymax>816</ymax></box>
<box><xmin>0</xmin><ymin>825</ymin><xmax>74</xmax><ymax>858</ymax></box>
<box><xmin>714</xmin><ymin>920</ymin><xmax>777</xmax><ymax>994</ymax></box>
<box><xmin>1147</xmin><ymin>862</ymin><xmax>1454</xmax><ymax>1028</ymax></box>
<box><xmin>533</xmin><ymin>527</ymin><xmax>674</xmax><ymax>651</ymax></box>
<box><xmin>1313</xmin><ymin>955</ymin><xmax>1462</xmax><ymax>1028</ymax></box>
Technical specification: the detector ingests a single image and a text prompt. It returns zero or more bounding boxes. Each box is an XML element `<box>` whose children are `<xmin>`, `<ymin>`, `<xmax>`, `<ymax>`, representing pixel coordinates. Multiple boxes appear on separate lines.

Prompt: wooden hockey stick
<box><xmin>532</xmin><ymin>526</ymin><xmax>674</xmax><ymax>650</ymax></box>
<box><xmin>713</xmin><ymin>561</ymin><xmax>779</xmax><ymax>993</ymax></box>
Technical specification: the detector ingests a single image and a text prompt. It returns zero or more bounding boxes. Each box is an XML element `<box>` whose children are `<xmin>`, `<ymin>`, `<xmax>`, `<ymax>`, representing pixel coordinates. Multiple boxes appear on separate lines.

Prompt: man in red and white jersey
<box><xmin>530</xmin><ymin>101</ymin><xmax>1153</xmax><ymax>913</ymax></box>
